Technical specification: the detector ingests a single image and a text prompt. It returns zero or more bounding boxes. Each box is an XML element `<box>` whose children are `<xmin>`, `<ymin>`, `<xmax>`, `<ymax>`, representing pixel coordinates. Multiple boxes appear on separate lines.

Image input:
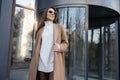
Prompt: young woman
<box><xmin>28</xmin><ymin>7</ymin><xmax>69</xmax><ymax>80</ymax></box>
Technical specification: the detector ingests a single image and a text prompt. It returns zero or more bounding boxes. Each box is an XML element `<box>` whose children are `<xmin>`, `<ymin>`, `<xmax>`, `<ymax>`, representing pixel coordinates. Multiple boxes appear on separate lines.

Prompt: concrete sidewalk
<box><xmin>10</xmin><ymin>69</ymin><xmax>29</xmax><ymax>80</ymax></box>
<box><xmin>10</xmin><ymin>68</ymin><xmax>98</xmax><ymax>80</ymax></box>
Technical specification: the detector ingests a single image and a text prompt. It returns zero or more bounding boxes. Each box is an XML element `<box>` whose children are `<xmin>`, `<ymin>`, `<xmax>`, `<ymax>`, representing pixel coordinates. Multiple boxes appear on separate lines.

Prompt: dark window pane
<box><xmin>88</xmin><ymin>19</ymin><xmax>118</xmax><ymax>80</ymax></box>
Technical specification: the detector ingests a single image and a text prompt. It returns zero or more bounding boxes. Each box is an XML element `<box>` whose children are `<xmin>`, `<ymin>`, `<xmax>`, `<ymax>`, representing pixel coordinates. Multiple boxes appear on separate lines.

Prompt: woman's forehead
<box><xmin>48</xmin><ymin>8</ymin><xmax>55</xmax><ymax>11</ymax></box>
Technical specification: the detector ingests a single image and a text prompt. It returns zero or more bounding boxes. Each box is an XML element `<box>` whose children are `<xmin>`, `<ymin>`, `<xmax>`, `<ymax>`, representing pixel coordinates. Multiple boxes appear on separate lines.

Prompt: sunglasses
<box><xmin>48</xmin><ymin>10</ymin><xmax>56</xmax><ymax>15</ymax></box>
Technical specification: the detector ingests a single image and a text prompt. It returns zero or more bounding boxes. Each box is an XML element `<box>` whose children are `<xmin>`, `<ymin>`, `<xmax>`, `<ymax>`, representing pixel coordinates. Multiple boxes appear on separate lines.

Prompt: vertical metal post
<box><xmin>99</xmin><ymin>25</ymin><xmax>102</xmax><ymax>80</ymax></box>
<box><xmin>115</xmin><ymin>20</ymin><xmax>119</xmax><ymax>80</ymax></box>
<box><xmin>84</xmin><ymin>5</ymin><xmax>89</xmax><ymax>80</ymax></box>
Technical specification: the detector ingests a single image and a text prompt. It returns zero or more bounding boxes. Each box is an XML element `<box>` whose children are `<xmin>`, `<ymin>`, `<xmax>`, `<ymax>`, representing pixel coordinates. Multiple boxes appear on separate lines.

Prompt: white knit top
<box><xmin>38</xmin><ymin>21</ymin><xmax>54</xmax><ymax>72</ymax></box>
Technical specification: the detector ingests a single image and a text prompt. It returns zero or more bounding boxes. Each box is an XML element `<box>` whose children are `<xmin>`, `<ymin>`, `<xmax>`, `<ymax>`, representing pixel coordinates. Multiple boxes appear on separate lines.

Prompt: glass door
<box><xmin>88</xmin><ymin>18</ymin><xmax>118</xmax><ymax>80</ymax></box>
<box><xmin>57</xmin><ymin>7</ymin><xmax>87</xmax><ymax>80</ymax></box>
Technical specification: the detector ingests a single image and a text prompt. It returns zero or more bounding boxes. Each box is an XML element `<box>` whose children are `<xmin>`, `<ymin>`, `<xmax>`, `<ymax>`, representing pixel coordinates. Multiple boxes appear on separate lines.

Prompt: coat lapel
<box><xmin>53</xmin><ymin>23</ymin><xmax>58</xmax><ymax>43</ymax></box>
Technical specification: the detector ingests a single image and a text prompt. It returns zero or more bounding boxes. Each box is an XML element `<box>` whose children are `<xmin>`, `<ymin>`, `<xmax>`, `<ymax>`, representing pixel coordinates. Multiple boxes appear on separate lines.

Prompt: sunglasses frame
<box><xmin>48</xmin><ymin>10</ymin><xmax>57</xmax><ymax>15</ymax></box>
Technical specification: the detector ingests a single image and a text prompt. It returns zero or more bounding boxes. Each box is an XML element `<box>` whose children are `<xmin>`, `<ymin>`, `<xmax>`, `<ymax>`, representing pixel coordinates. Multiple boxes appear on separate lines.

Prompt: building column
<box><xmin>0</xmin><ymin>0</ymin><xmax>14</xmax><ymax>80</ymax></box>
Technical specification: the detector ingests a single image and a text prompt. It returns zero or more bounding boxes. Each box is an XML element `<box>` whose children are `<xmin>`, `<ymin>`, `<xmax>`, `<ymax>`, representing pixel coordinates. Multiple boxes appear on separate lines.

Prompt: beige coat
<box><xmin>28</xmin><ymin>23</ymin><xmax>69</xmax><ymax>80</ymax></box>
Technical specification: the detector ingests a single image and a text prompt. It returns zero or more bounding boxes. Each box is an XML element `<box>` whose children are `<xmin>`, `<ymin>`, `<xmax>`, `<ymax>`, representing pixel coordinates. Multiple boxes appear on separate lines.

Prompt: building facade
<box><xmin>0</xmin><ymin>0</ymin><xmax>119</xmax><ymax>80</ymax></box>
<box><xmin>36</xmin><ymin>0</ymin><xmax>120</xmax><ymax>80</ymax></box>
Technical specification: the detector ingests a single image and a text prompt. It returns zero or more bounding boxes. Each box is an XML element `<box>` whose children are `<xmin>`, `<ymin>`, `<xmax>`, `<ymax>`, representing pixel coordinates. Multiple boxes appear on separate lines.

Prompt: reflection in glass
<box><xmin>58</xmin><ymin>7</ymin><xmax>86</xmax><ymax>80</ymax></box>
<box><xmin>88</xmin><ymin>28</ymin><xmax>100</xmax><ymax>78</ymax></box>
<box><xmin>10</xmin><ymin>6</ymin><xmax>34</xmax><ymax>80</ymax></box>
<box><xmin>10</xmin><ymin>1</ymin><xmax>35</xmax><ymax>80</ymax></box>
<box><xmin>11</xmin><ymin>7</ymin><xmax>34</xmax><ymax>67</ymax></box>
<box><xmin>102</xmin><ymin>23</ymin><xmax>117</xmax><ymax>80</ymax></box>
<box><xmin>88</xmin><ymin>21</ymin><xmax>118</xmax><ymax>80</ymax></box>
<box><xmin>16</xmin><ymin>0</ymin><xmax>35</xmax><ymax>8</ymax></box>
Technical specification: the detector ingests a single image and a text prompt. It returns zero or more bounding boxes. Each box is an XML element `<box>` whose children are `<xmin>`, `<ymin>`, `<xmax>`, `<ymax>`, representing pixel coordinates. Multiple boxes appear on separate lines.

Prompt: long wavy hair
<box><xmin>35</xmin><ymin>7</ymin><xmax>58</xmax><ymax>37</ymax></box>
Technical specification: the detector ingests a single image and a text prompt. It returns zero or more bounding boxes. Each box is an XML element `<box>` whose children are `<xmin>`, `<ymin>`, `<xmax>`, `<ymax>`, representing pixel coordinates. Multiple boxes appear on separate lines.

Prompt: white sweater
<box><xmin>38</xmin><ymin>21</ymin><xmax>54</xmax><ymax>72</ymax></box>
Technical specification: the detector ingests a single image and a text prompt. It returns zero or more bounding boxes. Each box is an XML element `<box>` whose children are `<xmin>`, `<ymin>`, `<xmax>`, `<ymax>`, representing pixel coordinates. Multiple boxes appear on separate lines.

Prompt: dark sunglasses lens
<box><xmin>49</xmin><ymin>11</ymin><xmax>53</xmax><ymax>14</ymax></box>
<box><xmin>48</xmin><ymin>11</ymin><xmax>56</xmax><ymax>14</ymax></box>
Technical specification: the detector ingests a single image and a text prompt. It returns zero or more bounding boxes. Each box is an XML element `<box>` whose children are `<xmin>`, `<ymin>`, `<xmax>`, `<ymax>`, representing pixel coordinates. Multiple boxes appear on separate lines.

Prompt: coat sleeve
<box><xmin>59</xmin><ymin>24</ymin><xmax>69</xmax><ymax>52</ymax></box>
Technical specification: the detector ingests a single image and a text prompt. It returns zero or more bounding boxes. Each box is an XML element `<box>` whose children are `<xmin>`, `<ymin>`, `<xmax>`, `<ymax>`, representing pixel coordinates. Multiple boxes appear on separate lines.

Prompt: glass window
<box><xmin>88</xmin><ymin>19</ymin><xmax>118</xmax><ymax>80</ymax></box>
<box><xmin>10</xmin><ymin>1</ymin><xmax>35</xmax><ymax>80</ymax></box>
<box><xmin>16</xmin><ymin>0</ymin><xmax>35</xmax><ymax>8</ymax></box>
<box><xmin>102</xmin><ymin>23</ymin><xmax>117</xmax><ymax>80</ymax></box>
<box><xmin>11</xmin><ymin>7</ymin><xmax>34</xmax><ymax>63</ymax></box>
<box><xmin>88</xmin><ymin>28</ymin><xmax>100</xmax><ymax>79</ymax></box>
<box><xmin>57</xmin><ymin>7</ymin><xmax>86</xmax><ymax>80</ymax></box>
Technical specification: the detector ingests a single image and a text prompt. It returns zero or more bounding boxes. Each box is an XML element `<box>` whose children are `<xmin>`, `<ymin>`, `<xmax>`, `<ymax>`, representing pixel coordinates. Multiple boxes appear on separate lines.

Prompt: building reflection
<box><xmin>11</xmin><ymin>6</ymin><xmax>34</xmax><ymax>68</ymax></box>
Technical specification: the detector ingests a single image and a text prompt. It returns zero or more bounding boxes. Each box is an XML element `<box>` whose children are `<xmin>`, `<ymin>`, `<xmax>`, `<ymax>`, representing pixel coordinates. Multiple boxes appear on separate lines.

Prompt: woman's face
<box><xmin>46</xmin><ymin>8</ymin><xmax>56</xmax><ymax>21</ymax></box>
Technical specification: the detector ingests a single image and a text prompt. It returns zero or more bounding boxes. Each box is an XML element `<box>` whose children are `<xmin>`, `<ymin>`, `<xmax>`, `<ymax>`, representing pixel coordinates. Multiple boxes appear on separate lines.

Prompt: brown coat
<box><xmin>28</xmin><ymin>23</ymin><xmax>69</xmax><ymax>80</ymax></box>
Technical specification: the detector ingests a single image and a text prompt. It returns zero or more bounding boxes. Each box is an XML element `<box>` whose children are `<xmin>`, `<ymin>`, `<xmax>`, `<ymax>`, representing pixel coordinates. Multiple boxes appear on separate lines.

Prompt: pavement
<box><xmin>10</xmin><ymin>69</ymin><xmax>29</xmax><ymax>80</ymax></box>
<box><xmin>9</xmin><ymin>62</ymin><xmax>98</xmax><ymax>80</ymax></box>
<box><xmin>10</xmin><ymin>69</ymin><xmax>98</xmax><ymax>80</ymax></box>
<box><xmin>10</xmin><ymin>61</ymin><xmax>30</xmax><ymax>80</ymax></box>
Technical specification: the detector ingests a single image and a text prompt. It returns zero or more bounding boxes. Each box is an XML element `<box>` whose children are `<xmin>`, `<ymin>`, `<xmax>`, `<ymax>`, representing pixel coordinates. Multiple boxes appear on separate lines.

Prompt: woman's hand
<box><xmin>53</xmin><ymin>43</ymin><xmax>60</xmax><ymax>52</ymax></box>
